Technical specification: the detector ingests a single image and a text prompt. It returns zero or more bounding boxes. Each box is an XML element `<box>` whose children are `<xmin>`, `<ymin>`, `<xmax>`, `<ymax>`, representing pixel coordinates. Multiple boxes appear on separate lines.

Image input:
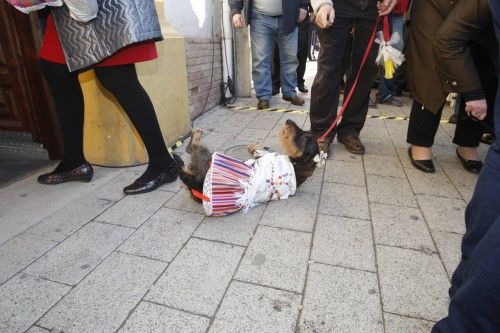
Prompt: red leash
<box><xmin>319</xmin><ymin>15</ymin><xmax>382</xmax><ymax>142</ymax></box>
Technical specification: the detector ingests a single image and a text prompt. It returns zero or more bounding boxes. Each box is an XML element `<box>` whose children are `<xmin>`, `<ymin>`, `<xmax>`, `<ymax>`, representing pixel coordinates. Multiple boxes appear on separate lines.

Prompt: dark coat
<box><xmin>229</xmin><ymin>0</ymin><xmax>309</xmax><ymax>34</ymax></box>
<box><xmin>407</xmin><ymin>0</ymin><xmax>497</xmax><ymax>114</ymax></box>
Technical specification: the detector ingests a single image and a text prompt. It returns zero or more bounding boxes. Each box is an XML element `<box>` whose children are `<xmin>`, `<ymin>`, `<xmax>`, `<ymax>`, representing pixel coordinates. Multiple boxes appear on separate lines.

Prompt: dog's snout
<box><xmin>285</xmin><ymin>119</ymin><xmax>295</xmax><ymax>126</ymax></box>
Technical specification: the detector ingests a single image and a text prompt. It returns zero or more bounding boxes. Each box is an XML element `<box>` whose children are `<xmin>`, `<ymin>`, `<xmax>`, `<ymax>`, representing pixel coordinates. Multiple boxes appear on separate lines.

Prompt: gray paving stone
<box><xmin>417</xmin><ymin>194</ymin><xmax>466</xmax><ymax>234</ymax></box>
<box><xmin>384</xmin><ymin>313</ymin><xmax>435</xmax><ymax>333</ymax></box>
<box><xmin>377</xmin><ymin>245</ymin><xmax>449</xmax><ymax>322</ymax></box>
<box><xmin>300</xmin><ymin>263</ymin><xmax>383</xmax><ymax>333</ymax></box>
<box><xmin>433</xmin><ymin>144</ymin><xmax>460</xmax><ymax>164</ymax></box>
<box><xmin>25</xmin><ymin>222</ymin><xmax>133</xmax><ymax>285</ymax></box>
<box><xmin>363</xmin><ymin>154</ymin><xmax>406</xmax><ymax>178</ymax></box>
<box><xmin>96</xmin><ymin>191</ymin><xmax>173</xmax><ymax>228</ymax></box>
<box><xmin>198</xmin><ymin>130</ymin><xmax>233</xmax><ymax>151</ymax></box>
<box><xmin>0</xmin><ymin>274</ymin><xmax>70</xmax><ymax>333</ymax></box>
<box><xmin>440</xmin><ymin>162</ymin><xmax>477</xmax><ymax>192</ymax></box>
<box><xmin>406</xmin><ymin>169</ymin><xmax>461</xmax><ymax>199</ymax></box>
<box><xmin>209</xmin><ymin>281</ymin><xmax>301</xmax><ymax>333</ymax></box>
<box><xmin>146</xmin><ymin>238</ymin><xmax>243</xmax><ymax>317</ymax></box>
<box><xmin>330</xmin><ymin>143</ymin><xmax>364</xmax><ymax>162</ymax></box>
<box><xmin>119</xmin><ymin>301</ymin><xmax>210</xmax><ymax>333</ymax></box>
<box><xmin>26</xmin><ymin>326</ymin><xmax>51</xmax><ymax>333</ymax></box>
<box><xmin>0</xmin><ymin>233</ymin><xmax>57</xmax><ymax>285</ymax></box>
<box><xmin>213</xmin><ymin>112</ymin><xmax>257</xmax><ymax>134</ymax></box>
<box><xmin>38</xmin><ymin>252</ymin><xmax>166</xmax><ymax>333</ymax></box>
<box><xmin>119</xmin><ymin>208</ymin><xmax>203</xmax><ymax>262</ymax></box>
<box><xmin>232</xmin><ymin>128</ymin><xmax>270</xmax><ymax>143</ymax></box>
<box><xmin>324</xmin><ymin>159</ymin><xmax>365</xmax><ymax>187</ymax></box>
<box><xmin>363</xmin><ymin>139</ymin><xmax>398</xmax><ymax>157</ymax></box>
<box><xmin>367</xmin><ymin>174</ymin><xmax>417</xmax><ymax>208</ymax></box>
<box><xmin>312</xmin><ymin>214</ymin><xmax>375</xmax><ymax>272</ymax></box>
<box><xmin>371</xmin><ymin>203</ymin><xmax>435</xmax><ymax>252</ymax></box>
<box><xmin>319</xmin><ymin>183</ymin><xmax>370</xmax><ymax>220</ymax></box>
<box><xmin>246</xmin><ymin>112</ymin><xmax>282</xmax><ymax>130</ymax></box>
<box><xmin>269</xmin><ymin>114</ymin><xmax>307</xmax><ymax>137</ymax></box>
<box><xmin>194</xmin><ymin>205</ymin><xmax>264</xmax><ymax>246</ymax></box>
<box><xmin>433</xmin><ymin>230</ymin><xmax>462</xmax><ymax>278</ymax></box>
<box><xmin>165</xmin><ymin>188</ymin><xmax>205</xmax><ymax>214</ymax></box>
<box><xmin>362</xmin><ymin>126</ymin><xmax>391</xmax><ymax>141</ymax></box>
<box><xmin>235</xmin><ymin>226</ymin><xmax>311</xmax><ymax>293</ymax></box>
<box><xmin>27</xmin><ymin>195</ymin><xmax>116</xmax><ymax>242</ymax></box>
<box><xmin>260</xmin><ymin>192</ymin><xmax>319</xmax><ymax>232</ymax></box>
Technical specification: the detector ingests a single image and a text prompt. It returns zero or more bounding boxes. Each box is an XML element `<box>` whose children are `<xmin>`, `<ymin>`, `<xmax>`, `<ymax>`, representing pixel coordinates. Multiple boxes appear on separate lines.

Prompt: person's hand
<box><xmin>298</xmin><ymin>8</ymin><xmax>308</xmax><ymax>23</ymax></box>
<box><xmin>232</xmin><ymin>13</ymin><xmax>245</xmax><ymax>28</ymax></box>
<box><xmin>315</xmin><ymin>4</ymin><xmax>335</xmax><ymax>29</ymax></box>
<box><xmin>465</xmin><ymin>99</ymin><xmax>487</xmax><ymax>121</ymax></box>
<box><xmin>377</xmin><ymin>0</ymin><xmax>397</xmax><ymax>16</ymax></box>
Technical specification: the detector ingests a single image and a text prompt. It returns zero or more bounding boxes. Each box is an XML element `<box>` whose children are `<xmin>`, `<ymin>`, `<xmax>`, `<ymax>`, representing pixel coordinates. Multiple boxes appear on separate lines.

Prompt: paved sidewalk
<box><xmin>0</xmin><ymin>61</ymin><xmax>490</xmax><ymax>332</ymax></box>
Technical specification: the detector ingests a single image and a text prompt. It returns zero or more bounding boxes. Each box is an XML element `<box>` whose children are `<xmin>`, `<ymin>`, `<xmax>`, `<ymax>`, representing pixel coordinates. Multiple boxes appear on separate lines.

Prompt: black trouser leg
<box><xmin>39</xmin><ymin>59</ymin><xmax>86</xmax><ymax>169</ymax></box>
<box><xmin>407</xmin><ymin>101</ymin><xmax>443</xmax><ymax>147</ymax></box>
<box><xmin>338</xmin><ymin>17</ymin><xmax>380</xmax><ymax>136</ymax></box>
<box><xmin>297</xmin><ymin>19</ymin><xmax>310</xmax><ymax>87</ymax></box>
<box><xmin>310</xmin><ymin>17</ymin><xmax>351</xmax><ymax>133</ymax></box>
<box><xmin>93</xmin><ymin>64</ymin><xmax>173</xmax><ymax>169</ymax></box>
<box><xmin>271</xmin><ymin>42</ymin><xmax>281</xmax><ymax>90</ymax></box>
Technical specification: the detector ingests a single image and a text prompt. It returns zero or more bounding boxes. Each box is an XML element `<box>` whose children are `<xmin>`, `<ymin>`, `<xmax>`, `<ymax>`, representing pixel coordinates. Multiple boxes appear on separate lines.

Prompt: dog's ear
<box><xmin>303</xmin><ymin>136</ymin><xmax>320</xmax><ymax>157</ymax></box>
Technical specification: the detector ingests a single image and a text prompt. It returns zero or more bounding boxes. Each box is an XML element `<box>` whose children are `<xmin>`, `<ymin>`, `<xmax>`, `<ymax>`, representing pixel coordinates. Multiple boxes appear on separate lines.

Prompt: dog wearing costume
<box><xmin>173</xmin><ymin>119</ymin><xmax>326</xmax><ymax>216</ymax></box>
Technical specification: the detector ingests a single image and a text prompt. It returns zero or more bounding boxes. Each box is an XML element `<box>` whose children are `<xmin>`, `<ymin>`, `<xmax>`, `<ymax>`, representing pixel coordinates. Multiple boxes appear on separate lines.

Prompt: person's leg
<box><xmin>271</xmin><ymin>42</ymin><xmax>281</xmax><ymax>93</ymax></box>
<box><xmin>250</xmin><ymin>12</ymin><xmax>274</xmax><ymax>102</ymax></box>
<box><xmin>433</xmin><ymin>218</ymin><xmax>500</xmax><ymax>333</ymax></box>
<box><xmin>38</xmin><ymin>59</ymin><xmax>86</xmax><ymax>171</ymax></box>
<box><xmin>296</xmin><ymin>18</ymin><xmax>310</xmax><ymax>88</ymax></box>
<box><xmin>337</xmin><ymin>16</ymin><xmax>380</xmax><ymax>137</ymax></box>
<box><xmin>310</xmin><ymin>16</ymin><xmax>351</xmax><ymax>133</ymax></box>
<box><xmin>93</xmin><ymin>64</ymin><xmax>177</xmax><ymax>186</ymax></box>
<box><xmin>277</xmin><ymin>24</ymin><xmax>299</xmax><ymax>98</ymax></box>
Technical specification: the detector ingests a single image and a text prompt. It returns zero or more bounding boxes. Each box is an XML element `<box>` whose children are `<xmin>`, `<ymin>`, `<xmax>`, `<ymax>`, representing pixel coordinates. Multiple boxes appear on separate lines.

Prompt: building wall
<box><xmin>164</xmin><ymin>0</ymin><xmax>224</xmax><ymax>118</ymax></box>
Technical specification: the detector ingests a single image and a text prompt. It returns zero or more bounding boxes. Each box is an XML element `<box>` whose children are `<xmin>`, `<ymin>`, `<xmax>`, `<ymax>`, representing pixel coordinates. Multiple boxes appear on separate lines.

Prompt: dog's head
<box><xmin>279</xmin><ymin>119</ymin><xmax>319</xmax><ymax>160</ymax></box>
<box><xmin>279</xmin><ymin>119</ymin><xmax>321</xmax><ymax>185</ymax></box>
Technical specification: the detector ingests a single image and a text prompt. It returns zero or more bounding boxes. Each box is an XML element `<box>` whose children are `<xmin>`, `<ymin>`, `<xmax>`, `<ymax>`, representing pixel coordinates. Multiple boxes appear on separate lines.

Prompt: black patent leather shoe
<box><xmin>408</xmin><ymin>147</ymin><xmax>435</xmax><ymax>173</ymax></box>
<box><xmin>298</xmin><ymin>84</ymin><xmax>309</xmax><ymax>93</ymax></box>
<box><xmin>123</xmin><ymin>166</ymin><xmax>178</xmax><ymax>195</ymax></box>
<box><xmin>456</xmin><ymin>148</ymin><xmax>483</xmax><ymax>174</ymax></box>
<box><xmin>38</xmin><ymin>163</ymin><xmax>93</xmax><ymax>185</ymax></box>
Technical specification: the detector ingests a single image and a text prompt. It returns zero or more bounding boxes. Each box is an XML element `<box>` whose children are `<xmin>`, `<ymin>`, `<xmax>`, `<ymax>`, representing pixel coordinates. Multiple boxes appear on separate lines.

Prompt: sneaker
<box><xmin>257</xmin><ymin>99</ymin><xmax>270</xmax><ymax>110</ymax></box>
<box><xmin>377</xmin><ymin>95</ymin><xmax>403</xmax><ymax>107</ymax></box>
<box><xmin>283</xmin><ymin>95</ymin><xmax>305</xmax><ymax>106</ymax></box>
<box><xmin>338</xmin><ymin>133</ymin><xmax>366</xmax><ymax>155</ymax></box>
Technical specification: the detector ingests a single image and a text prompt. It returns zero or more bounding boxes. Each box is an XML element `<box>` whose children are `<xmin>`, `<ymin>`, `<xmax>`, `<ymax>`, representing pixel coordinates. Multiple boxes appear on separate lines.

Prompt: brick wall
<box><xmin>185</xmin><ymin>38</ymin><xmax>223</xmax><ymax>119</ymax></box>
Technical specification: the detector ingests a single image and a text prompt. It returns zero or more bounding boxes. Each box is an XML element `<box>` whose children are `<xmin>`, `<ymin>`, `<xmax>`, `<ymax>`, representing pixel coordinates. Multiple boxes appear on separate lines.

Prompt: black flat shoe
<box><xmin>408</xmin><ymin>147</ymin><xmax>435</xmax><ymax>173</ymax></box>
<box><xmin>38</xmin><ymin>163</ymin><xmax>93</xmax><ymax>185</ymax></box>
<box><xmin>123</xmin><ymin>166</ymin><xmax>178</xmax><ymax>195</ymax></box>
<box><xmin>298</xmin><ymin>84</ymin><xmax>309</xmax><ymax>93</ymax></box>
<box><xmin>456</xmin><ymin>148</ymin><xmax>483</xmax><ymax>174</ymax></box>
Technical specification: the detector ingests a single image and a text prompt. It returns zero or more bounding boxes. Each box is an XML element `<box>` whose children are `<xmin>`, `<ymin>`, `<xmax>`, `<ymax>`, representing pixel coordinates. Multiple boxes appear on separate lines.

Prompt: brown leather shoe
<box><xmin>283</xmin><ymin>95</ymin><xmax>305</xmax><ymax>106</ymax></box>
<box><xmin>257</xmin><ymin>99</ymin><xmax>270</xmax><ymax>110</ymax></box>
<box><xmin>338</xmin><ymin>133</ymin><xmax>366</xmax><ymax>155</ymax></box>
<box><xmin>38</xmin><ymin>163</ymin><xmax>93</xmax><ymax>185</ymax></box>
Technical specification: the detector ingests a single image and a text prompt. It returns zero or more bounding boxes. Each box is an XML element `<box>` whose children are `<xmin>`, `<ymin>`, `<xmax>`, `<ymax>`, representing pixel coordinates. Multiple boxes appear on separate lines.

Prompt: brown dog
<box><xmin>173</xmin><ymin>119</ymin><xmax>322</xmax><ymax>212</ymax></box>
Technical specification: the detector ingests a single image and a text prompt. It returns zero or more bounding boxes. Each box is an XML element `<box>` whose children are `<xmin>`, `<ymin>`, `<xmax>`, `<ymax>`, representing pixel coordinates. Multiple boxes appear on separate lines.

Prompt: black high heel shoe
<box><xmin>408</xmin><ymin>147</ymin><xmax>435</xmax><ymax>173</ymax></box>
<box><xmin>456</xmin><ymin>148</ymin><xmax>483</xmax><ymax>174</ymax></box>
<box><xmin>123</xmin><ymin>165</ymin><xmax>178</xmax><ymax>195</ymax></box>
<box><xmin>38</xmin><ymin>163</ymin><xmax>93</xmax><ymax>185</ymax></box>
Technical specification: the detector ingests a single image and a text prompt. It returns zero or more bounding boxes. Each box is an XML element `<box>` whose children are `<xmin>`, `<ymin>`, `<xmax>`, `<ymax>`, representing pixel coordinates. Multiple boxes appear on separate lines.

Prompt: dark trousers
<box><xmin>39</xmin><ymin>60</ymin><xmax>173</xmax><ymax>168</ymax></box>
<box><xmin>406</xmin><ymin>101</ymin><xmax>485</xmax><ymax>148</ymax></box>
<box><xmin>310</xmin><ymin>11</ymin><xmax>379</xmax><ymax>136</ymax></box>
<box><xmin>272</xmin><ymin>17</ymin><xmax>310</xmax><ymax>88</ymax></box>
<box><xmin>433</xmin><ymin>2</ymin><xmax>500</xmax><ymax>330</ymax></box>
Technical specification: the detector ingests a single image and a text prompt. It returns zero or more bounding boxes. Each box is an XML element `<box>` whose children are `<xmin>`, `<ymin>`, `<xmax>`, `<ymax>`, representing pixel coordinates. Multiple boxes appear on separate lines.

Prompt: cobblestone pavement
<box><xmin>0</xmin><ymin>63</ymin><xmax>490</xmax><ymax>332</ymax></box>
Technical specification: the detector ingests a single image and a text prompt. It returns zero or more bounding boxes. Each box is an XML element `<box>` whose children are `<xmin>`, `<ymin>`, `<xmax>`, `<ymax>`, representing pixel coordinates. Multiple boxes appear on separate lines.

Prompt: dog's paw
<box><xmin>247</xmin><ymin>144</ymin><xmax>265</xmax><ymax>156</ymax></box>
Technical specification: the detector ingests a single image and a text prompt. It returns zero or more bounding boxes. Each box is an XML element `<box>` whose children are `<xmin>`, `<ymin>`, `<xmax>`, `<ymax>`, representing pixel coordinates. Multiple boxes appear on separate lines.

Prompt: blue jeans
<box><xmin>250</xmin><ymin>12</ymin><xmax>298</xmax><ymax>100</ymax></box>
<box><xmin>376</xmin><ymin>14</ymin><xmax>404</xmax><ymax>101</ymax></box>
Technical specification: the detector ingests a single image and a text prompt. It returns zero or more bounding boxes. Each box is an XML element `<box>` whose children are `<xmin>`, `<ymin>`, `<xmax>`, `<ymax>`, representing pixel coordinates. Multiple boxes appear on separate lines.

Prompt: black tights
<box><xmin>39</xmin><ymin>60</ymin><xmax>174</xmax><ymax>179</ymax></box>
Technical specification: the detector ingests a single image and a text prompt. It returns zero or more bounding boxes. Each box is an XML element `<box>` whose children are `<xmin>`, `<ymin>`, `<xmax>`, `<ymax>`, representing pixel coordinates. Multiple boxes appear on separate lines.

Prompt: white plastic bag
<box><xmin>64</xmin><ymin>0</ymin><xmax>98</xmax><ymax>22</ymax></box>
